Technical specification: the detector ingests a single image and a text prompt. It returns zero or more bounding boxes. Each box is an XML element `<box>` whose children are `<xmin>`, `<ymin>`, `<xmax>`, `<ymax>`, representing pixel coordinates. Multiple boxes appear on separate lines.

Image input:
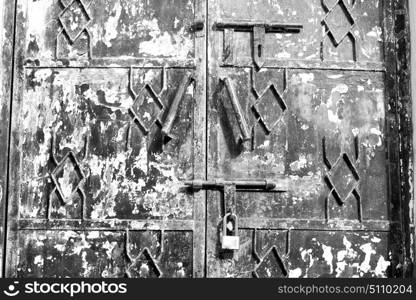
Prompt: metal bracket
<box><xmin>214</xmin><ymin>21</ymin><xmax>303</xmax><ymax>69</ymax></box>
<box><xmin>161</xmin><ymin>72</ymin><xmax>194</xmax><ymax>140</ymax></box>
<box><xmin>219</xmin><ymin>77</ymin><xmax>251</xmax><ymax>143</ymax></box>
<box><xmin>191</xmin><ymin>20</ymin><xmax>205</xmax><ymax>32</ymax></box>
<box><xmin>185</xmin><ymin>179</ymin><xmax>287</xmax><ymax>254</ymax></box>
<box><xmin>191</xmin><ymin>20</ymin><xmax>205</xmax><ymax>38</ymax></box>
<box><xmin>185</xmin><ymin>179</ymin><xmax>288</xmax><ymax>214</ymax></box>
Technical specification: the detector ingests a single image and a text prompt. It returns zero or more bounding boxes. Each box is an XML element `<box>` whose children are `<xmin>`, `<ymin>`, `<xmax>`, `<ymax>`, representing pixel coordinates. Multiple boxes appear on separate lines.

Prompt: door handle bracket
<box><xmin>219</xmin><ymin>77</ymin><xmax>251</xmax><ymax>143</ymax></box>
<box><xmin>161</xmin><ymin>72</ymin><xmax>195</xmax><ymax>140</ymax></box>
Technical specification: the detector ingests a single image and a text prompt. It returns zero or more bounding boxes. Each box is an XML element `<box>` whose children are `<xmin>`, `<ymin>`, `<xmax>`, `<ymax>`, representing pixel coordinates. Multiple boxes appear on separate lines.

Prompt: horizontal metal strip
<box><xmin>23</xmin><ymin>61</ymin><xmax>384</xmax><ymax>72</ymax></box>
<box><xmin>221</xmin><ymin>59</ymin><xmax>385</xmax><ymax>72</ymax></box>
<box><xmin>214</xmin><ymin>21</ymin><xmax>303</xmax><ymax>33</ymax></box>
<box><xmin>238</xmin><ymin>218</ymin><xmax>392</xmax><ymax>232</ymax></box>
<box><xmin>24</xmin><ymin>58</ymin><xmax>196</xmax><ymax>69</ymax></box>
<box><xmin>17</xmin><ymin>218</ymin><xmax>392</xmax><ymax>232</ymax></box>
<box><xmin>17</xmin><ymin>219</ymin><xmax>195</xmax><ymax>231</ymax></box>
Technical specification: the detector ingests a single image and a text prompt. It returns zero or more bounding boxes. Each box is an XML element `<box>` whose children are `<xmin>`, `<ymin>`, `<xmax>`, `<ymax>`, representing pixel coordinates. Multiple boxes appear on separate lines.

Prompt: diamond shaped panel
<box><xmin>327</xmin><ymin>154</ymin><xmax>359</xmax><ymax>203</ymax></box>
<box><xmin>127</xmin><ymin>248</ymin><xmax>162</xmax><ymax>278</ymax></box>
<box><xmin>253</xmin><ymin>247</ymin><xmax>287</xmax><ymax>278</ymax></box>
<box><xmin>323</xmin><ymin>0</ymin><xmax>339</xmax><ymax>9</ymax></box>
<box><xmin>253</xmin><ymin>85</ymin><xmax>287</xmax><ymax>133</ymax></box>
<box><xmin>60</xmin><ymin>0</ymin><xmax>93</xmax><ymax>7</ymax></box>
<box><xmin>323</xmin><ymin>1</ymin><xmax>354</xmax><ymax>45</ymax></box>
<box><xmin>59</xmin><ymin>0</ymin><xmax>90</xmax><ymax>42</ymax></box>
<box><xmin>130</xmin><ymin>85</ymin><xmax>164</xmax><ymax>133</ymax></box>
<box><xmin>52</xmin><ymin>153</ymin><xmax>84</xmax><ymax>203</ymax></box>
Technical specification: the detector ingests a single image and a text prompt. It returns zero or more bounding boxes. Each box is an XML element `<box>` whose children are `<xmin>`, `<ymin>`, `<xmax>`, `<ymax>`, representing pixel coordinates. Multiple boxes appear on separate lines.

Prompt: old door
<box><xmin>5</xmin><ymin>0</ymin><xmax>206</xmax><ymax>278</ymax></box>
<box><xmin>206</xmin><ymin>0</ymin><xmax>412</xmax><ymax>278</ymax></box>
<box><xmin>3</xmin><ymin>0</ymin><xmax>412</xmax><ymax>278</ymax></box>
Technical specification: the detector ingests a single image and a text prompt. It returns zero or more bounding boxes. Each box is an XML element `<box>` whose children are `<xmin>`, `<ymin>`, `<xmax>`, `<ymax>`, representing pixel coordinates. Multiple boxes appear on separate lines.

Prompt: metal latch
<box><xmin>214</xmin><ymin>21</ymin><xmax>303</xmax><ymax>68</ymax></box>
<box><xmin>185</xmin><ymin>179</ymin><xmax>285</xmax><ymax>252</ymax></box>
<box><xmin>184</xmin><ymin>180</ymin><xmax>278</xmax><ymax>191</ymax></box>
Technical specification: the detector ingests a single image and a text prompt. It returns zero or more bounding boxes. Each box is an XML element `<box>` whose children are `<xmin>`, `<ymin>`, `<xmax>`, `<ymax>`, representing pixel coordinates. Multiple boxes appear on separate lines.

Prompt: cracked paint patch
<box><xmin>288</xmin><ymin>232</ymin><xmax>390</xmax><ymax>278</ymax></box>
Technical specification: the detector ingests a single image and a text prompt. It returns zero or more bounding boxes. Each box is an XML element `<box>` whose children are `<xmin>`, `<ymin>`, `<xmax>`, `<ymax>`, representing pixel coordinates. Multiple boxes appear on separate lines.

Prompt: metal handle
<box><xmin>220</xmin><ymin>77</ymin><xmax>251</xmax><ymax>142</ymax></box>
<box><xmin>161</xmin><ymin>72</ymin><xmax>194</xmax><ymax>139</ymax></box>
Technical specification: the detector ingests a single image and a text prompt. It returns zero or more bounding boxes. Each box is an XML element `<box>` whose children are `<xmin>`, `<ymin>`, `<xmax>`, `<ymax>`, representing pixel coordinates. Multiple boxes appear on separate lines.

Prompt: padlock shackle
<box><xmin>223</xmin><ymin>213</ymin><xmax>239</xmax><ymax>236</ymax></box>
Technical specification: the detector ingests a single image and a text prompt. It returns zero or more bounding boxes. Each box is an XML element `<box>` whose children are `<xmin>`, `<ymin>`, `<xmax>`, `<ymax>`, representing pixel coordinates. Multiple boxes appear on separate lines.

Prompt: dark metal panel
<box><xmin>6</xmin><ymin>0</ymin><xmax>207</xmax><ymax>278</ymax></box>
<box><xmin>382</xmin><ymin>0</ymin><xmax>413</xmax><ymax>278</ymax></box>
<box><xmin>14</xmin><ymin>230</ymin><xmax>193</xmax><ymax>278</ymax></box>
<box><xmin>392</xmin><ymin>0</ymin><xmax>414</xmax><ymax>278</ymax></box>
<box><xmin>206</xmin><ymin>0</ymin><xmax>407</xmax><ymax>278</ymax></box>
<box><xmin>3</xmin><ymin>0</ymin><xmax>413</xmax><ymax>279</ymax></box>
<box><xmin>22</xmin><ymin>0</ymin><xmax>196</xmax><ymax>68</ymax></box>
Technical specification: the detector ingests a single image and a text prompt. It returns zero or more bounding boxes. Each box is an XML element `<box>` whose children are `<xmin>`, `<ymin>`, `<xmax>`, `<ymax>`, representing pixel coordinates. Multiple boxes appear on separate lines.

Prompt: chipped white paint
<box><xmin>322</xmin><ymin>244</ymin><xmax>334</xmax><ymax>274</ymax></box>
<box><xmin>371</xmin><ymin>237</ymin><xmax>381</xmax><ymax>243</ymax></box>
<box><xmin>101</xmin><ymin>2</ymin><xmax>122</xmax><ymax>48</ymax></box>
<box><xmin>54</xmin><ymin>244</ymin><xmax>66</xmax><ymax>252</ymax></box>
<box><xmin>332</xmin><ymin>84</ymin><xmax>349</xmax><ymax>94</ymax></box>
<box><xmin>300</xmin><ymin>248</ymin><xmax>314</xmax><ymax>269</ymax></box>
<box><xmin>25</xmin><ymin>0</ymin><xmax>55</xmax><ymax>61</ymax></box>
<box><xmin>366</xmin><ymin>26</ymin><xmax>382</xmax><ymax>41</ymax></box>
<box><xmin>138</xmin><ymin>19</ymin><xmax>192</xmax><ymax>59</ymax></box>
<box><xmin>298</xmin><ymin>73</ymin><xmax>315</xmax><ymax>83</ymax></box>
<box><xmin>34</xmin><ymin>255</ymin><xmax>44</xmax><ymax>266</ymax></box>
<box><xmin>359</xmin><ymin>243</ymin><xmax>376</xmax><ymax>274</ymax></box>
<box><xmin>289</xmin><ymin>155</ymin><xmax>308</xmax><ymax>172</ymax></box>
<box><xmin>374</xmin><ymin>256</ymin><xmax>390</xmax><ymax>277</ymax></box>
<box><xmin>289</xmin><ymin>268</ymin><xmax>302</xmax><ymax>278</ymax></box>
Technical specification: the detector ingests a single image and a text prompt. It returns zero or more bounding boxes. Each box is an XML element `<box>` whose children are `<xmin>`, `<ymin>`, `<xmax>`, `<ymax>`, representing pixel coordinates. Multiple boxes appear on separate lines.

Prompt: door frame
<box><xmin>388</xmin><ymin>0</ymin><xmax>413</xmax><ymax>278</ymax></box>
<box><xmin>0</xmin><ymin>0</ymin><xmax>17</xmax><ymax>278</ymax></box>
<box><xmin>409</xmin><ymin>0</ymin><xmax>416</xmax><ymax>279</ymax></box>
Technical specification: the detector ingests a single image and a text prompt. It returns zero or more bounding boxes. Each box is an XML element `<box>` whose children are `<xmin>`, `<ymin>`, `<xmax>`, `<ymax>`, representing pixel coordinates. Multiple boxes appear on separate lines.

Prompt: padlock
<box><xmin>221</xmin><ymin>213</ymin><xmax>240</xmax><ymax>250</ymax></box>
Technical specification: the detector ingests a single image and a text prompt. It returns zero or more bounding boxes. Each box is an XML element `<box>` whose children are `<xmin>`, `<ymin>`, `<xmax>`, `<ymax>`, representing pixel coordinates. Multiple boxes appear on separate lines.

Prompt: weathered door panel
<box><xmin>6</xmin><ymin>0</ymin><xmax>206</xmax><ymax>278</ymax></box>
<box><xmin>207</xmin><ymin>0</ymin><xmax>401</xmax><ymax>278</ymax></box>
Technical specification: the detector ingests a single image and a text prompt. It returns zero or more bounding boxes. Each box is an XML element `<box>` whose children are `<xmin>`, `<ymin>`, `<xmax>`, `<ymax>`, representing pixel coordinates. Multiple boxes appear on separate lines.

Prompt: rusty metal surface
<box><xmin>0</xmin><ymin>0</ymin><xmax>413</xmax><ymax>278</ymax></box>
<box><xmin>5</xmin><ymin>0</ymin><xmax>207</xmax><ymax>278</ymax></box>
<box><xmin>392</xmin><ymin>0</ymin><xmax>414</xmax><ymax>278</ymax></box>
<box><xmin>206</xmin><ymin>0</ymin><xmax>413</xmax><ymax>278</ymax></box>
